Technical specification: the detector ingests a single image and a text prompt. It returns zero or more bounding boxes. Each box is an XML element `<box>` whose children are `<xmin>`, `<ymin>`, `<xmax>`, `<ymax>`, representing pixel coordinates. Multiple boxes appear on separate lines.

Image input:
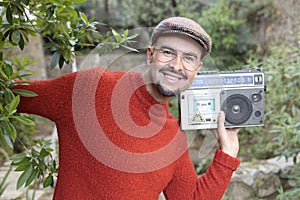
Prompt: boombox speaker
<box><xmin>179</xmin><ymin>69</ymin><xmax>265</xmax><ymax>130</ymax></box>
<box><xmin>220</xmin><ymin>88</ymin><xmax>264</xmax><ymax>127</ymax></box>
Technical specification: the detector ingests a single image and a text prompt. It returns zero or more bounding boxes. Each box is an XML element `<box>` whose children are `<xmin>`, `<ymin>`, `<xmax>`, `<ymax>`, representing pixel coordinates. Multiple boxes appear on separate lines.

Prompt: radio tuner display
<box><xmin>191</xmin><ymin>75</ymin><xmax>254</xmax><ymax>88</ymax></box>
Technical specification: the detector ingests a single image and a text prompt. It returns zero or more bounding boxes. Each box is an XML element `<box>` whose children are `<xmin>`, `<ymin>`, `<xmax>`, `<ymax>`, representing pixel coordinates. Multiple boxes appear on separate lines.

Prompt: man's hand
<box><xmin>212</xmin><ymin>111</ymin><xmax>240</xmax><ymax>158</ymax></box>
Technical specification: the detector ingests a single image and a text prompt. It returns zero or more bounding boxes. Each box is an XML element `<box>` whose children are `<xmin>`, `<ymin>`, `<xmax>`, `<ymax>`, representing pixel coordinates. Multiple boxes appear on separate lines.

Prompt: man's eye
<box><xmin>162</xmin><ymin>50</ymin><xmax>175</xmax><ymax>56</ymax></box>
<box><xmin>184</xmin><ymin>55</ymin><xmax>196</xmax><ymax>62</ymax></box>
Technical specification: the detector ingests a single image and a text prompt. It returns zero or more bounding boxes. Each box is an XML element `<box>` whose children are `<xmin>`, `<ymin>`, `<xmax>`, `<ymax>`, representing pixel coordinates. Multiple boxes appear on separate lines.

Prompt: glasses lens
<box><xmin>157</xmin><ymin>49</ymin><xmax>174</xmax><ymax>62</ymax></box>
<box><xmin>183</xmin><ymin>62</ymin><xmax>196</xmax><ymax>71</ymax></box>
<box><xmin>155</xmin><ymin>48</ymin><xmax>199</xmax><ymax>71</ymax></box>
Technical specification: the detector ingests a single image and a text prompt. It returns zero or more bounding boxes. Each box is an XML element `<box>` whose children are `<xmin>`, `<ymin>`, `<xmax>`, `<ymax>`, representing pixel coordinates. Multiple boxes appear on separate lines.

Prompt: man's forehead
<box><xmin>155</xmin><ymin>33</ymin><xmax>204</xmax><ymax>56</ymax></box>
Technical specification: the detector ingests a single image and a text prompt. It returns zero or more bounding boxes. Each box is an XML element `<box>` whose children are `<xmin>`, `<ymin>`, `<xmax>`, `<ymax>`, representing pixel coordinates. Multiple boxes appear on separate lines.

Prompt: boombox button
<box><xmin>254</xmin><ymin>111</ymin><xmax>262</xmax><ymax>117</ymax></box>
<box><xmin>251</xmin><ymin>93</ymin><xmax>262</xmax><ymax>103</ymax></box>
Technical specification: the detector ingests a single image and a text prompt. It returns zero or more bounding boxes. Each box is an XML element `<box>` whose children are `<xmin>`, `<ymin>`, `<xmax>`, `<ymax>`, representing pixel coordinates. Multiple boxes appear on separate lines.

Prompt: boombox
<box><xmin>179</xmin><ymin>69</ymin><xmax>265</xmax><ymax>130</ymax></box>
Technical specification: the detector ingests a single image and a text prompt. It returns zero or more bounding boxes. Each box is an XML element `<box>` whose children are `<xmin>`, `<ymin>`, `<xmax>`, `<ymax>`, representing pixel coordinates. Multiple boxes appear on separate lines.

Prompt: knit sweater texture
<box><xmin>16</xmin><ymin>67</ymin><xmax>240</xmax><ymax>200</ymax></box>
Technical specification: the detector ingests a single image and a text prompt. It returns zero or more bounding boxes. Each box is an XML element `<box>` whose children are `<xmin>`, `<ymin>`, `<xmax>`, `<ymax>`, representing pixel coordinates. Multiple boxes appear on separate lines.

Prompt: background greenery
<box><xmin>0</xmin><ymin>0</ymin><xmax>299</xmax><ymax>199</ymax></box>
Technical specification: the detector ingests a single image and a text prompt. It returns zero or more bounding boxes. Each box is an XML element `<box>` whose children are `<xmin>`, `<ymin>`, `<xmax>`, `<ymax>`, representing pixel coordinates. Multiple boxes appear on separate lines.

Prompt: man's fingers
<box><xmin>232</xmin><ymin>127</ymin><xmax>241</xmax><ymax>134</ymax></box>
<box><xmin>218</xmin><ymin>111</ymin><xmax>225</xmax><ymax>131</ymax></box>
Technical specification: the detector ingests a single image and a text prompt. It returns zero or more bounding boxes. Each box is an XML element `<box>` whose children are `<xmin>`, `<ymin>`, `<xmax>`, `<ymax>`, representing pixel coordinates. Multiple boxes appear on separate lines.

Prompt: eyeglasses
<box><xmin>152</xmin><ymin>47</ymin><xmax>201</xmax><ymax>71</ymax></box>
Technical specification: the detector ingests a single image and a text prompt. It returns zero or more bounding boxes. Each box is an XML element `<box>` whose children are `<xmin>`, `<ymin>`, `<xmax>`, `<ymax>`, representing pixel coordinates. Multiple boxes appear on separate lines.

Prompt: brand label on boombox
<box><xmin>179</xmin><ymin>69</ymin><xmax>265</xmax><ymax>130</ymax></box>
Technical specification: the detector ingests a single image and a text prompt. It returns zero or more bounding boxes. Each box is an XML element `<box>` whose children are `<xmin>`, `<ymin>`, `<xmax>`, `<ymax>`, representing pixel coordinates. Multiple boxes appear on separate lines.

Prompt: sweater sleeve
<box><xmin>14</xmin><ymin>72</ymin><xmax>77</xmax><ymax>122</ymax></box>
<box><xmin>164</xmin><ymin>149</ymin><xmax>240</xmax><ymax>200</ymax></box>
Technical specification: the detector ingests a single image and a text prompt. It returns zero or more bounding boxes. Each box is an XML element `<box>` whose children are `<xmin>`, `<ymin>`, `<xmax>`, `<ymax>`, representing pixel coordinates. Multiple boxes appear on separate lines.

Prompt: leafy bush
<box><xmin>117</xmin><ymin>0</ymin><xmax>203</xmax><ymax>28</ymax></box>
<box><xmin>264</xmin><ymin>40</ymin><xmax>300</xmax><ymax>159</ymax></box>
<box><xmin>197</xmin><ymin>0</ymin><xmax>257</xmax><ymax>71</ymax></box>
<box><xmin>241</xmin><ymin>32</ymin><xmax>300</xmax><ymax>161</ymax></box>
<box><xmin>239</xmin><ymin>32</ymin><xmax>300</xmax><ymax>198</ymax></box>
<box><xmin>0</xmin><ymin>0</ymin><xmax>136</xmax><ymax>197</ymax></box>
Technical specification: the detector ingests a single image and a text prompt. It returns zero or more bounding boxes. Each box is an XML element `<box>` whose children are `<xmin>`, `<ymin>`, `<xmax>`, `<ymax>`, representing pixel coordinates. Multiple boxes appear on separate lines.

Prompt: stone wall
<box><xmin>225</xmin><ymin>154</ymin><xmax>300</xmax><ymax>199</ymax></box>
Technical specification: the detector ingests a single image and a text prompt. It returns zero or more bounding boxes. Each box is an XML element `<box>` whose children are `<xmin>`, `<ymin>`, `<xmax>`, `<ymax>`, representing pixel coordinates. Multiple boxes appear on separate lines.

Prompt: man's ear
<box><xmin>146</xmin><ymin>47</ymin><xmax>153</xmax><ymax>65</ymax></box>
<box><xmin>193</xmin><ymin>62</ymin><xmax>203</xmax><ymax>78</ymax></box>
<box><xmin>198</xmin><ymin>62</ymin><xmax>203</xmax><ymax>70</ymax></box>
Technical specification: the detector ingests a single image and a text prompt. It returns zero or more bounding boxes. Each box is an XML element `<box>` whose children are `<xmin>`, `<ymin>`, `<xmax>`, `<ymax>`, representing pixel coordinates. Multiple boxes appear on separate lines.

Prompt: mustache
<box><xmin>159</xmin><ymin>67</ymin><xmax>188</xmax><ymax>80</ymax></box>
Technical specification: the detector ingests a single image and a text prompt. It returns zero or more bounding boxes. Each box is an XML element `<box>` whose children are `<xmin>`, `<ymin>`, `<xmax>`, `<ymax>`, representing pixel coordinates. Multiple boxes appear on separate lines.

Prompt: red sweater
<box><xmin>16</xmin><ymin>67</ymin><xmax>240</xmax><ymax>200</ymax></box>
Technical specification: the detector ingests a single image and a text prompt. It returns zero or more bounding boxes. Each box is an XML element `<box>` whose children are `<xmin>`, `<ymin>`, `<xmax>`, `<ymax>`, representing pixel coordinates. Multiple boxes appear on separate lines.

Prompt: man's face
<box><xmin>147</xmin><ymin>33</ymin><xmax>203</xmax><ymax>97</ymax></box>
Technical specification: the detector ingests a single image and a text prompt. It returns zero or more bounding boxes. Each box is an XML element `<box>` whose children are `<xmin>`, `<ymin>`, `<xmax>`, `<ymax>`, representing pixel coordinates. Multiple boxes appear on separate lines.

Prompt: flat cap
<box><xmin>150</xmin><ymin>17</ymin><xmax>212</xmax><ymax>58</ymax></box>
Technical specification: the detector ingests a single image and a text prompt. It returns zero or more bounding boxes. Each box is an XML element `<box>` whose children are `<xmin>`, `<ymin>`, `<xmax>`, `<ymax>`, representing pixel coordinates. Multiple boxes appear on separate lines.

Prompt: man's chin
<box><xmin>157</xmin><ymin>83</ymin><xmax>179</xmax><ymax>97</ymax></box>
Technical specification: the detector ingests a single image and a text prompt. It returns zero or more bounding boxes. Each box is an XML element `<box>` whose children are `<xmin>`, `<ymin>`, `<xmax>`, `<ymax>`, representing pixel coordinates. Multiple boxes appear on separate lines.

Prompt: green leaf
<box><xmin>10</xmin><ymin>81</ymin><xmax>31</xmax><ymax>85</ymax></box>
<box><xmin>65</xmin><ymin>6</ymin><xmax>78</xmax><ymax>18</ymax></box>
<box><xmin>120</xmin><ymin>44</ymin><xmax>139</xmax><ymax>53</ymax></box>
<box><xmin>0</xmin><ymin>128</ymin><xmax>13</xmax><ymax>153</ymax></box>
<box><xmin>20</xmin><ymin>29</ymin><xmax>29</xmax><ymax>43</ymax></box>
<box><xmin>25</xmin><ymin>169</ymin><xmax>38</xmax><ymax>187</ymax></box>
<box><xmin>0</xmin><ymin>38</ymin><xmax>5</xmax><ymax>49</ymax></box>
<box><xmin>18</xmin><ymin>36</ymin><xmax>25</xmax><ymax>50</ymax></box>
<box><xmin>0</xmin><ymin>165</ymin><xmax>12</xmax><ymax>194</ymax></box>
<box><xmin>58</xmin><ymin>54</ymin><xmax>65</xmax><ymax>69</ymax></box>
<box><xmin>111</xmin><ymin>29</ymin><xmax>118</xmax><ymax>36</ymax></box>
<box><xmin>0</xmin><ymin>103</ymin><xmax>4</xmax><ymax>113</ymax></box>
<box><xmin>80</xmin><ymin>12</ymin><xmax>88</xmax><ymax>24</ymax></box>
<box><xmin>0</xmin><ymin>69</ymin><xmax>9</xmax><ymax>80</ymax></box>
<box><xmin>15</xmin><ymin>162</ymin><xmax>31</xmax><ymax>172</ymax></box>
<box><xmin>47</xmin><ymin>0</ymin><xmax>63</xmax><ymax>5</ymax></box>
<box><xmin>10</xmin><ymin>152</ymin><xmax>26</xmax><ymax>164</ymax></box>
<box><xmin>11</xmin><ymin>30</ymin><xmax>21</xmax><ymax>44</ymax></box>
<box><xmin>123</xmin><ymin>29</ymin><xmax>128</xmax><ymax>39</ymax></box>
<box><xmin>6</xmin><ymin>6</ymin><xmax>13</xmax><ymax>24</ymax></box>
<box><xmin>3</xmin><ymin>120</ymin><xmax>17</xmax><ymax>141</ymax></box>
<box><xmin>50</xmin><ymin>51</ymin><xmax>60</xmax><ymax>69</ymax></box>
<box><xmin>39</xmin><ymin>148</ymin><xmax>50</xmax><ymax>159</ymax></box>
<box><xmin>4</xmin><ymin>88</ymin><xmax>15</xmax><ymax>102</ymax></box>
<box><xmin>10</xmin><ymin>115</ymin><xmax>35</xmax><ymax>126</ymax></box>
<box><xmin>12</xmin><ymin>89</ymin><xmax>38</xmax><ymax>97</ymax></box>
<box><xmin>8</xmin><ymin>95</ymin><xmax>20</xmax><ymax>114</ymax></box>
<box><xmin>43</xmin><ymin>174</ymin><xmax>53</xmax><ymax>188</ymax></box>
<box><xmin>17</xmin><ymin>164</ymin><xmax>33</xmax><ymax>189</ymax></box>
<box><xmin>12</xmin><ymin>156</ymin><xmax>31</xmax><ymax>167</ymax></box>
<box><xmin>3</xmin><ymin>64</ymin><xmax>13</xmax><ymax>78</ymax></box>
<box><xmin>71</xmin><ymin>0</ymin><xmax>87</xmax><ymax>3</ymax></box>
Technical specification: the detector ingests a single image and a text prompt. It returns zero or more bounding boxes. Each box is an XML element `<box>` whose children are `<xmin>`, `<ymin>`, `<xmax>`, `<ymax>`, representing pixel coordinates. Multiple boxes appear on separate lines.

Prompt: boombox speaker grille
<box><xmin>221</xmin><ymin>94</ymin><xmax>253</xmax><ymax>125</ymax></box>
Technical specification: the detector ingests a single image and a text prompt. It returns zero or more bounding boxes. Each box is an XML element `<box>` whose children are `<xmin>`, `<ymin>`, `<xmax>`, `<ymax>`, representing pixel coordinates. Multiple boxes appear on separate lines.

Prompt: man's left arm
<box><xmin>164</xmin><ymin>112</ymin><xmax>240</xmax><ymax>200</ymax></box>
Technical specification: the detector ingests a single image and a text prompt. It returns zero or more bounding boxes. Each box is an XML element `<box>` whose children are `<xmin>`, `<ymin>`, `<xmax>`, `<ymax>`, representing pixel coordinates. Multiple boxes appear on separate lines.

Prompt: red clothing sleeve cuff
<box><xmin>213</xmin><ymin>149</ymin><xmax>240</xmax><ymax>171</ymax></box>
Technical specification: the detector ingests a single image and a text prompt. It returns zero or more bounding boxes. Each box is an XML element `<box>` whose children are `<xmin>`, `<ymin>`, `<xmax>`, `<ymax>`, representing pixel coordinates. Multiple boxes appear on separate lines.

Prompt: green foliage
<box><xmin>116</xmin><ymin>0</ymin><xmax>258</xmax><ymax>71</ymax></box>
<box><xmin>238</xmin><ymin>32</ymin><xmax>300</xmax><ymax>161</ymax></box>
<box><xmin>0</xmin><ymin>166</ymin><xmax>12</xmax><ymax>197</ymax></box>
<box><xmin>198</xmin><ymin>0</ymin><xmax>256</xmax><ymax>70</ymax></box>
<box><xmin>263</xmin><ymin>41</ymin><xmax>300</xmax><ymax>160</ymax></box>
<box><xmin>276</xmin><ymin>163</ymin><xmax>300</xmax><ymax>200</ymax></box>
<box><xmin>10</xmin><ymin>139</ymin><xmax>57</xmax><ymax>189</ymax></box>
<box><xmin>240</xmin><ymin>32</ymin><xmax>300</xmax><ymax>198</ymax></box>
<box><xmin>118</xmin><ymin>0</ymin><xmax>203</xmax><ymax>28</ymax></box>
<box><xmin>0</xmin><ymin>0</ymin><xmax>138</xmax><ymax>197</ymax></box>
<box><xmin>0</xmin><ymin>0</ymin><xmax>136</xmax><ymax>70</ymax></box>
<box><xmin>0</xmin><ymin>53</ymin><xmax>37</xmax><ymax>153</ymax></box>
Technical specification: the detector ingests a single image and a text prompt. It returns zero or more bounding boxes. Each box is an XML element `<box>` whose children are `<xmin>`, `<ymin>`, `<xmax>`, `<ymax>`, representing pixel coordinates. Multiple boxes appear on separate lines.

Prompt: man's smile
<box><xmin>159</xmin><ymin>68</ymin><xmax>187</xmax><ymax>84</ymax></box>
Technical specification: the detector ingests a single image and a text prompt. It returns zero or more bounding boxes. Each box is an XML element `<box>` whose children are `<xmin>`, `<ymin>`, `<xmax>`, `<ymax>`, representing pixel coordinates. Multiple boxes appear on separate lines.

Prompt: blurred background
<box><xmin>0</xmin><ymin>0</ymin><xmax>299</xmax><ymax>199</ymax></box>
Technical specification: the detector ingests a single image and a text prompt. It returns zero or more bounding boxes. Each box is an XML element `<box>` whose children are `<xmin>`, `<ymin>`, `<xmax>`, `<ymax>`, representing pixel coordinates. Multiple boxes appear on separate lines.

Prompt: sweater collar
<box><xmin>128</xmin><ymin>71</ymin><xmax>169</xmax><ymax>112</ymax></box>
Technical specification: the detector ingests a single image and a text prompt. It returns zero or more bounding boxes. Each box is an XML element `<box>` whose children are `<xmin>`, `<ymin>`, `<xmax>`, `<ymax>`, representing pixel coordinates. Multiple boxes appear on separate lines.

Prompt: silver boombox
<box><xmin>179</xmin><ymin>69</ymin><xmax>265</xmax><ymax>130</ymax></box>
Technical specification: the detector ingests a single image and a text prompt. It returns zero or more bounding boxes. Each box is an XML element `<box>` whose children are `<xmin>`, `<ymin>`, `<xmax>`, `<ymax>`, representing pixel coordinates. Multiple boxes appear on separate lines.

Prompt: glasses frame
<box><xmin>152</xmin><ymin>46</ymin><xmax>202</xmax><ymax>71</ymax></box>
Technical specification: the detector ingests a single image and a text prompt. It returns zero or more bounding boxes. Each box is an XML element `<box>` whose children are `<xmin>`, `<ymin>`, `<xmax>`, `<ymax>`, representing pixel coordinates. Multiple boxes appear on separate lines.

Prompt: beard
<box><xmin>155</xmin><ymin>67</ymin><xmax>188</xmax><ymax>97</ymax></box>
<box><xmin>156</xmin><ymin>81</ymin><xmax>179</xmax><ymax>97</ymax></box>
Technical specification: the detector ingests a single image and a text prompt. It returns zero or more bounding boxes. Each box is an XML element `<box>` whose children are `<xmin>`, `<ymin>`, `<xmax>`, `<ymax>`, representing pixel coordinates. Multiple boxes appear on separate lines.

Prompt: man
<box><xmin>16</xmin><ymin>17</ymin><xmax>240</xmax><ymax>200</ymax></box>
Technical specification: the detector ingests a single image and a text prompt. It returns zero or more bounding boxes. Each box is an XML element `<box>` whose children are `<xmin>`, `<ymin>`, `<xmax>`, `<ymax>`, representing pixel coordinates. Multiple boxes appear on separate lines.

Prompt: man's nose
<box><xmin>170</xmin><ymin>55</ymin><xmax>184</xmax><ymax>71</ymax></box>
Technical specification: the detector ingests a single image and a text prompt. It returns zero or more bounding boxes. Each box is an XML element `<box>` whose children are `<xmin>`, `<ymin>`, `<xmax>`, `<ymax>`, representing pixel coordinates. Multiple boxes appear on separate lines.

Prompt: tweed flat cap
<box><xmin>150</xmin><ymin>17</ymin><xmax>212</xmax><ymax>57</ymax></box>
